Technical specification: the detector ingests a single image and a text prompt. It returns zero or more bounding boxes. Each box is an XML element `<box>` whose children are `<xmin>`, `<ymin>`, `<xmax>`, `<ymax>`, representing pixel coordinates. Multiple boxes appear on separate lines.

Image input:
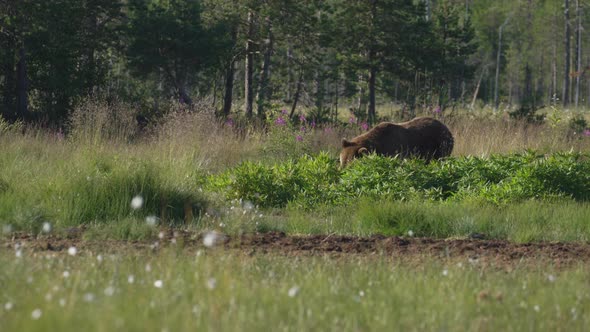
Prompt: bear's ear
<box><xmin>358</xmin><ymin>147</ymin><xmax>369</xmax><ymax>156</ymax></box>
<box><xmin>342</xmin><ymin>138</ymin><xmax>354</xmax><ymax>147</ymax></box>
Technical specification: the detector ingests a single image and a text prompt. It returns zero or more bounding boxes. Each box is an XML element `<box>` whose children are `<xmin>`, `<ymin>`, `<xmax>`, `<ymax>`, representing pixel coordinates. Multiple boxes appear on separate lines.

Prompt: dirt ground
<box><xmin>4</xmin><ymin>229</ymin><xmax>590</xmax><ymax>268</ymax></box>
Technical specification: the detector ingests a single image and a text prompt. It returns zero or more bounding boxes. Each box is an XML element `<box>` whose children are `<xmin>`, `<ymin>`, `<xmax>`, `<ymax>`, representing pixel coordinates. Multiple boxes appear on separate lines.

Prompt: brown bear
<box><xmin>339</xmin><ymin>117</ymin><xmax>454</xmax><ymax>167</ymax></box>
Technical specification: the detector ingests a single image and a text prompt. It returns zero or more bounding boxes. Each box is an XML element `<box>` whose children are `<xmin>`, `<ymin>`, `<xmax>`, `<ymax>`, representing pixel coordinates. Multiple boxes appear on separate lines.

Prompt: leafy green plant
<box><xmin>209</xmin><ymin>151</ymin><xmax>590</xmax><ymax>208</ymax></box>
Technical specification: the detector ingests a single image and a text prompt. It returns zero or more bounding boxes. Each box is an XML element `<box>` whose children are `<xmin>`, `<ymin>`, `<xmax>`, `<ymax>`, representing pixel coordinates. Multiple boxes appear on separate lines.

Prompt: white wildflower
<box><xmin>288</xmin><ymin>286</ymin><xmax>300</xmax><ymax>297</ymax></box>
<box><xmin>130</xmin><ymin>195</ymin><xmax>144</xmax><ymax>210</ymax></box>
<box><xmin>104</xmin><ymin>286</ymin><xmax>115</xmax><ymax>296</ymax></box>
<box><xmin>42</xmin><ymin>222</ymin><xmax>52</xmax><ymax>233</ymax></box>
<box><xmin>145</xmin><ymin>216</ymin><xmax>158</xmax><ymax>226</ymax></box>
<box><xmin>31</xmin><ymin>309</ymin><xmax>42</xmax><ymax>320</ymax></box>
<box><xmin>67</xmin><ymin>247</ymin><xmax>77</xmax><ymax>256</ymax></box>
<box><xmin>83</xmin><ymin>293</ymin><xmax>95</xmax><ymax>302</ymax></box>
<box><xmin>206</xmin><ymin>278</ymin><xmax>217</xmax><ymax>290</ymax></box>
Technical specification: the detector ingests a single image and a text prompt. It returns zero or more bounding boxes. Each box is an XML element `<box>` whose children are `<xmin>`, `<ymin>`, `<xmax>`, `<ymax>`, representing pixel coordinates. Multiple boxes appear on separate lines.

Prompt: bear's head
<box><xmin>339</xmin><ymin>139</ymin><xmax>370</xmax><ymax>167</ymax></box>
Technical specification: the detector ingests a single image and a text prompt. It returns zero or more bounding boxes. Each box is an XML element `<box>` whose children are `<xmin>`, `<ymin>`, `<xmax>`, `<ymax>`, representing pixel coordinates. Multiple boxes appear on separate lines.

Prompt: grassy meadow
<box><xmin>2</xmin><ymin>102</ymin><xmax>590</xmax><ymax>330</ymax></box>
<box><xmin>1</xmin><ymin>102</ymin><xmax>590</xmax><ymax>239</ymax></box>
<box><xmin>2</xmin><ymin>249</ymin><xmax>590</xmax><ymax>332</ymax></box>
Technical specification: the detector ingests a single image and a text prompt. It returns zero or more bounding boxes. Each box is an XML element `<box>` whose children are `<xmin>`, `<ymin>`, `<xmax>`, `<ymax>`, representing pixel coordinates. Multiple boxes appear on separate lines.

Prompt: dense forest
<box><xmin>0</xmin><ymin>0</ymin><xmax>588</xmax><ymax>127</ymax></box>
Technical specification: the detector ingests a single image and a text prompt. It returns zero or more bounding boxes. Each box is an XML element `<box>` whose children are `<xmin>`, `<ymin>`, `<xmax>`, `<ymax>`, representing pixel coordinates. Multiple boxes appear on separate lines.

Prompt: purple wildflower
<box><xmin>275</xmin><ymin>116</ymin><xmax>286</xmax><ymax>126</ymax></box>
<box><xmin>360</xmin><ymin>122</ymin><xmax>369</xmax><ymax>131</ymax></box>
<box><xmin>310</xmin><ymin>121</ymin><xmax>316</xmax><ymax>129</ymax></box>
<box><xmin>225</xmin><ymin>118</ymin><xmax>234</xmax><ymax>127</ymax></box>
<box><xmin>324</xmin><ymin>127</ymin><xmax>333</xmax><ymax>133</ymax></box>
<box><xmin>349</xmin><ymin>117</ymin><xmax>357</xmax><ymax>125</ymax></box>
<box><xmin>281</xmin><ymin>109</ymin><xmax>288</xmax><ymax>115</ymax></box>
<box><xmin>295</xmin><ymin>135</ymin><xmax>303</xmax><ymax>142</ymax></box>
<box><xmin>433</xmin><ymin>106</ymin><xmax>442</xmax><ymax>114</ymax></box>
<box><xmin>299</xmin><ymin>114</ymin><xmax>307</xmax><ymax>123</ymax></box>
<box><xmin>300</xmin><ymin>126</ymin><xmax>306</xmax><ymax>132</ymax></box>
<box><xmin>584</xmin><ymin>129</ymin><xmax>590</xmax><ymax>137</ymax></box>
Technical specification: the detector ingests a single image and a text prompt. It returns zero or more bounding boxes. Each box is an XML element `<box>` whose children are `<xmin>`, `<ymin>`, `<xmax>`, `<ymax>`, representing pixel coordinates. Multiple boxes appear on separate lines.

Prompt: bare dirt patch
<box><xmin>4</xmin><ymin>230</ymin><xmax>590</xmax><ymax>267</ymax></box>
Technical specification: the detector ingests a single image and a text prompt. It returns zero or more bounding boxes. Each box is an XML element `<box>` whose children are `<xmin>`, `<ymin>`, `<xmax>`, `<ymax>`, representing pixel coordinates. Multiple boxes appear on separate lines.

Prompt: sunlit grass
<box><xmin>1</xmin><ymin>249</ymin><xmax>589</xmax><ymax>331</ymax></box>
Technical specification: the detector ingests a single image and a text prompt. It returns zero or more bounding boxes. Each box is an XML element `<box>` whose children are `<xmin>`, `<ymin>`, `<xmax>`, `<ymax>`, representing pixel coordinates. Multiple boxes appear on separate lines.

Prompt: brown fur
<box><xmin>339</xmin><ymin>117</ymin><xmax>454</xmax><ymax>167</ymax></box>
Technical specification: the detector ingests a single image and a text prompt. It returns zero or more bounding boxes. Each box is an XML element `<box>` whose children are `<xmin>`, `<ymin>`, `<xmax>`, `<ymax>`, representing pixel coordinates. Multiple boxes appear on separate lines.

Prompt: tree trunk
<box><xmin>357</xmin><ymin>80</ymin><xmax>364</xmax><ymax>113</ymax></box>
<box><xmin>2</xmin><ymin>54</ymin><xmax>15</xmax><ymax>120</ymax></box>
<box><xmin>588</xmin><ymin>57</ymin><xmax>590</xmax><ymax>107</ymax></box>
<box><xmin>471</xmin><ymin>67</ymin><xmax>486</xmax><ymax>110</ymax></box>
<box><xmin>256</xmin><ymin>18</ymin><xmax>273</xmax><ymax>118</ymax></box>
<box><xmin>178</xmin><ymin>83</ymin><xmax>193</xmax><ymax>106</ymax></box>
<box><xmin>333</xmin><ymin>79</ymin><xmax>339</xmax><ymax>122</ymax></box>
<box><xmin>563</xmin><ymin>0</ymin><xmax>571</xmax><ymax>107</ymax></box>
<box><xmin>222</xmin><ymin>26</ymin><xmax>238</xmax><ymax>117</ymax></box>
<box><xmin>494</xmin><ymin>18</ymin><xmax>509</xmax><ymax>110</ymax></box>
<box><xmin>16</xmin><ymin>44</ymin><xmax>28</xmax><ymax>120</ymax></box>
<box><xmin>289</xmin><ymin>69</ymin><xmax>304</xmax><ymax>119</ymax></box>
<box><xmin>286</xmin><ymin>45</ymin><xmax>293</xmax><ymax>102</ymax></box>
<box><xmin>85</xmin><ymin>10</ymin><xmax>98</xmax><ymax>94</ymax></box>
<box><xmin>574</xmin><ymin>0</ymin><xmax>582</xmax><ymax>107</ymax></box>
<box><xmin>244</xmin><ymin>10</ymin><xmax>255</xmax><ymax>118</ymax></box>
<box><xmin>222</xmin><ymin>61</ymin><xmax>236</xmax><ymax>117</ymax></box>
<box><xmin>367</xmin><ymin>59</ymin><xmax>377</xmax><ymax>125</ymax></box>
<box><xmin>552</xmin><ymin>28</ymin><xmax>558</xmax><ymax>105</ymax></box>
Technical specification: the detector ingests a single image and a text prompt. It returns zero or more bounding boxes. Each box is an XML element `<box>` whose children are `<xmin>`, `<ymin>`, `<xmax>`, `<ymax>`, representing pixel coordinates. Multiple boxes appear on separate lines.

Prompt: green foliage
<box><xmin>210</xmin><ymin>152</ymin><xmax>590</xmax><ymax>208</ymax></box>
<box><xmin>126</xmin><ymin>0</ymin><xmax>230</xmax><ymax>105</ymax></box>
<box><xmin>208</xmin><ymin>153</ymin><xmax>339</xmax><ymax>208</ymax></box>
<box><xmin>508</xmin><ymin>105</ymin><xmax>546</xmax><ymax>124</ymax></box>
<box><xmin>258</xmin><ymin>111</ymin><xmax>316</xmax><ymax>161</ymax></box>
<box><xmin>568</xmin><ymin>115</ymin><xmax>588</xmax><ymax>137</ymax></box>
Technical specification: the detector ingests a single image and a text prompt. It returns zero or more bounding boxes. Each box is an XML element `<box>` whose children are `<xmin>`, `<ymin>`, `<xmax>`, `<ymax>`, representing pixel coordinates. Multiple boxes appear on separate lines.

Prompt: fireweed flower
<box><xmin>281</xmin><ymin>109</ymin><xmax>288</xmax><ymax>115</ymax></box>
<box><xmin>324</xmin><ymin>127</ymin><xmax>333</xmax><ymax>133</ymax></box>
<box><xmin>583</xmin><ymin>129</ymin><xmax>590</xmax><ymax>136</ymax></box>
<box><xmin>299</xmin><ymin>114</ymin><xmax>306</xmax><ymax>123</ymax></box>
<box><xmin>349</xmin><ymin>117</ymin><xmax>357</xmax><ymax>124</ymax></box>
<box><xmin>275</xmin><ymin>117</ymin><xmax>286</xmax><ymax>126</ymax></box>
<box><xmin>310</xmin><ymin>121</ymin><xmax>316</xmax><ymax>129</ymax></box>
<box><xmin>300</xmin><ymin>126</ymin><xmax>306</xmax><ymax>132</ymax></box>
<box><xmin>296</xmin><ymin>135</ymin><xmax>303</xmax><ymax>142</ymax></box>
<box><xmin>433</xmin><ymin>106</ymin><xmax>442</xmax><ymax>114</ymax></box>
<box><xmin>360</xmin><ymin>122</ymin><xmax>369</xmax><ymax>131</ymax></box>
<box><xmin>225</xmin><ymin>118</ymin><xmax>234</xmax><ymax>127</ymax></box>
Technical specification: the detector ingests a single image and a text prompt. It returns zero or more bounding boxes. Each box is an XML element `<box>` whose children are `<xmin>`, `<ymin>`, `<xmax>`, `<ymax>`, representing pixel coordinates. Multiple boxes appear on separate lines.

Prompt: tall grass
<box><xmin>216</xmin><ymin>200</ymin><xmax>590</xmax><ymax>243</ymax></box>
<box><xmin>2</xmin><ymin>99</ymin><xmax>590</xmax><ymax>238</ymax></box>
<box><xmin>447</xmin><ymin>115</ymin><xmax>590</xmax><ymax>156</ymax></box>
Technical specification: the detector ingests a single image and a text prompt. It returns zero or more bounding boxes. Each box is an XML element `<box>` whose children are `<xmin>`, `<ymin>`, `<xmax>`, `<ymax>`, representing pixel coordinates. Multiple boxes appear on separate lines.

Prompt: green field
<box><xmin>3</xmin><ymin>108</ymin><xmax>590</xmax><ymax>330</ymax></box>
<box><xmin>2</xmin><ymin>249</ymin><xmax>590</xmax><ymax>332</ymax></box>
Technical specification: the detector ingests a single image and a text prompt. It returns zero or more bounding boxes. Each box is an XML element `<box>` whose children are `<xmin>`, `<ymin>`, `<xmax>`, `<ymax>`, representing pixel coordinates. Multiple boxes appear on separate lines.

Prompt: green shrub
<box><xmin>208</xmin><ymin>152</ymin><xmax>339</xmax><ymax>208</ymax></box>
<box><xmin>209</xmin><ymin>151</ymin><xmax>590</xmax><ymax>208</ymax></box>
